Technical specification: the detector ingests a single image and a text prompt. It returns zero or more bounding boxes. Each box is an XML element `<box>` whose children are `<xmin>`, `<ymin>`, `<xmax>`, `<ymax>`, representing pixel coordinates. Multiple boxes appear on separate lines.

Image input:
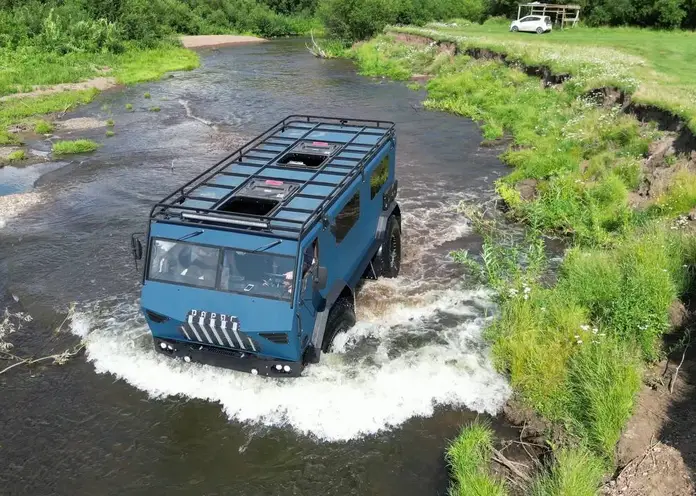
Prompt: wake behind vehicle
<box><xmin>131</xmin><ymin>116</ymin><xmax>401</xmax><ymax>377</ymax></box>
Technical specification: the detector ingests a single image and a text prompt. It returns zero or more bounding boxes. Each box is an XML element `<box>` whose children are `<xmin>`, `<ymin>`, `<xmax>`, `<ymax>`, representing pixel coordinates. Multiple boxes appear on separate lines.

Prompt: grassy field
<box><xmin>348</xmin><ymin>24</ymin><xmax>696</xmax><ymax>494</ymax></box>
<box><xmin>393</xmin><ymin>21</ymin><xmax>696</xmax><ymax>131</ymax></box>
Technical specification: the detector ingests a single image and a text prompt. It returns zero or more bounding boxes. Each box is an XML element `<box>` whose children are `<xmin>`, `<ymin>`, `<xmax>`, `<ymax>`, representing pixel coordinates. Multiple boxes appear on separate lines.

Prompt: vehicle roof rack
<box><xmin>150</xmin><ymin>115</ymin><xmax>395</xmax><ymax>241</ymax></box>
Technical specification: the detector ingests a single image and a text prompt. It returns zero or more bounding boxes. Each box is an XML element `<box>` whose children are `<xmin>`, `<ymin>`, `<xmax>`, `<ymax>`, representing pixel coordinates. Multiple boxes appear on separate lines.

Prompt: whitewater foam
<box><xmin>71</xmin><ymin>283</ymin><xmax>509</xmax><ymax>441</ymax></box>
<box><xmin>69</xmin><ymin>187</ymin><xmax>510</xmax><ymax>441</ymax></box>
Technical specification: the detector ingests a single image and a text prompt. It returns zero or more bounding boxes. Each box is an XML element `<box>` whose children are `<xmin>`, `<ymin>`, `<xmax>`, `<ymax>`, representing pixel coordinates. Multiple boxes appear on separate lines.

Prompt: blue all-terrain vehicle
<box><xmin>130</xmin><ymin>116</ymin><xmax>401</xmax><ymax>377</ymax></box>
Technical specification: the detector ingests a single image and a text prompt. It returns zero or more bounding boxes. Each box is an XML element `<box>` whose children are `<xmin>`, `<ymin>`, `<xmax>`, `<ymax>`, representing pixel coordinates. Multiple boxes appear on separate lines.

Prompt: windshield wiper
<box><xmin>253</xmin><ymin>239</ymin><xmax>282</xmax><ymax>253</ymax></box>
<box><xmin>178</xmin><ymin>230</ymin><xmax>204</xmax><ymax>241</ymax></box>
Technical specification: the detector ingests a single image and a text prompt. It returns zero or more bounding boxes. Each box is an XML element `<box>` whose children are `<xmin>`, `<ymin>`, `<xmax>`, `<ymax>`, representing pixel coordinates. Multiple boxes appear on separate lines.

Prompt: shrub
<box><xmin>319</xmin><ymin>0</ymin><xmax>487</xmax><ymax>41</ymax></box>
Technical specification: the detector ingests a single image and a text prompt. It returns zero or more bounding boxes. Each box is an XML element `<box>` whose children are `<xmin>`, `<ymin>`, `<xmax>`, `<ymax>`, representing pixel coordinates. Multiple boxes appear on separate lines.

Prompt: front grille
<box><xmin>260</xmin><ymin>332</ymin><xmax>289</xmax><ymax>344</ymax></box>
<box><xmin>179</xmin><ymin>311</ymin><xmax>261</xmax><ymax>353</ymax></box>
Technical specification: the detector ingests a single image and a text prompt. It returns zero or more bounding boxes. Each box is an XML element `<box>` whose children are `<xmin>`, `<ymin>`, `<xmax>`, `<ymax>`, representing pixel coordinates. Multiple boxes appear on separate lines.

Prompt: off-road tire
<box><xmin>380</xmin><ymin>216</ymin><xmax>401</xmax><ymax>278</ymax></box>
<box><xmin>512</xmin><ymin>26</ymin><xmax>519</xmax><ymax>32</ymax></box>
<box><xmin>536</xmin><ymin>27</ymin><xmax>544</xmax><ymax>34</ymax></box>
<box><xmin>321</xmin><ymin>297</ymin><xmax>356</xmax><ymax>353</ymax></box>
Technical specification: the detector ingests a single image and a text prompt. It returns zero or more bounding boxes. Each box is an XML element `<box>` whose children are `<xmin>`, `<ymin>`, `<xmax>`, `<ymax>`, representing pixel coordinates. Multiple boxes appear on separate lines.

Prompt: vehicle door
<box><xmin>521</xmin><ymin>16</ymin><xmax>535</xmax><ymax>32</ymax></box>
<box><xmin>297</xmin><ymin>238</ymin><xmax>320</xmax><ymax>348</ymax></box>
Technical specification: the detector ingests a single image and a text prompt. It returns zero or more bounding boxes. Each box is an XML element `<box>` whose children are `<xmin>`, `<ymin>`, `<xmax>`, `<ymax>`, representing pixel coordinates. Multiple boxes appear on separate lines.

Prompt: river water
<box><xmin>0</xmin><ymin>39</ymin><xmax>513</xmax><ymax>495</ymax></box>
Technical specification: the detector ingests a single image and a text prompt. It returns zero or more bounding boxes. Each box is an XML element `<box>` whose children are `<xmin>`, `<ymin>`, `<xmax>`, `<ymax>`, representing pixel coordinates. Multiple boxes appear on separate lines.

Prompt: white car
<box><xmin>509</xmin><ymin>15</ymin><xmax>552</xmax><ymax>34</ymax></box>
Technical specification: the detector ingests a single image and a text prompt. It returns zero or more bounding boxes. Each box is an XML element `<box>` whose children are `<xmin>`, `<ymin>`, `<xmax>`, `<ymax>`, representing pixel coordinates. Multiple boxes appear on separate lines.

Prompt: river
<box><xmin>0</xmin><ymin>38</ymin><xmax>513</xmax><ymax>496</ymax></box>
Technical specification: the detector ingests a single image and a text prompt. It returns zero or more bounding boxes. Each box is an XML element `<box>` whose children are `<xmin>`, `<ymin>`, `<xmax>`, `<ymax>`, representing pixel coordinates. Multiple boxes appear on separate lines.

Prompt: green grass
<box><xmin>125</xmin><ymin>103</ymin><xmax>133</xmax><ymax>111</ymax></box>
<box><xmin>446</xmin><ymin>422</ymin><xmax>507</xmax><ymax>496</ymax></box>
<box><xmin>529</xmin><ymin>448</ymin><xmax>605</xmax><ymax>496</ymax></box>
<box><xmin>0</xmin><ymin>44</ymin><xmax>199</xmax><ymax>98</ymax></box>
<box><xmin>105</xmin><ymin>130</ymin><xmax>115</xmax><ymax>137</ymax></box>
<box><xmin>33</xmin><ymin>119</ymin><xmax>54</xmax><ymax>134</ymax></box>
<box><xmin>106</xmin><ymin>119</ymin><xmax>115</xmax><ymax>127</ymax></box>
<box><xmin>352</xmin><ymin>35</ymin><xmax>668</xmax><ymax>245</ymax></box>
<box><xmin>144</xmin><ymin>92</ymin><xmax>151</xmax><ymax>99</ymax></box>
<box><xmin>481</xmin><ymin>223</ymin><xmax>689</xmax><ymax>460</ymax></box>
<box><xmin>0</xmin><ymin>43</ymin><xmax>198</xmax><ymax>141</ymax></box>
<box><xmin>390</xmin><ymin>23</ymin><xmax>696</xmax><ymax>132</ymax></box>
<box><xmin>52</xmin><ymin>139</ymin><xmax>100</xmax><ymax>155</ymax></box>
<box><xmin>0</xmin><ymin>89</ymin><xmax>99</xmax><ymax>145</ymax></box>
<box><xmin>6</xmin><ymin>149</ymin><xmax>26</xmax><ymax>162</ymax></box>
<box><xmin>149</xmin><ymin>106</ymin><xmax>161</xmax><ymax>112</ymax></box>
<box><xmin>353</xmin><ymin>23</ymin><xmax>696</xmax><ymax>493</ymax></box>
<box><xmin>113</xmin><ymin>47</ymin><xmax>198</xmax><ymax>86</ymax></box>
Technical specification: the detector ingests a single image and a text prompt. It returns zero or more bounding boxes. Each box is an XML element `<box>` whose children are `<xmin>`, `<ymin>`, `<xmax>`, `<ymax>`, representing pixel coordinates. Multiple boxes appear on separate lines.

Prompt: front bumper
<box><xmin>154</xmin><ymin>337</ymin><xmax>303</xmax><ymax>377</ymax></box>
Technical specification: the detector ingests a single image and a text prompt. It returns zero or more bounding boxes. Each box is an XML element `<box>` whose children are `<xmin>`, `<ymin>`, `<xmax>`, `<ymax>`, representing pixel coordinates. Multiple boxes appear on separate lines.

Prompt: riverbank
<box><xmin>347</xmin><ymin>24</ymin><xmax>696</xmax><ymax>494</ymax></box>
<box><xmin>0</xmin><ymin>43</ymin><xmax>200</xmax><ymax>161</ymax></box>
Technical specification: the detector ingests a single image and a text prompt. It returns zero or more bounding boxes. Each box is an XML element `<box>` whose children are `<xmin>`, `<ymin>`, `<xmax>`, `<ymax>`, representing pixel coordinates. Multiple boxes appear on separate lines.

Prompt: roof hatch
<box><xmin>277</xmin><ymin>141</ymin><xmax>341</xmax><ymax>168</ymax></box>
<box><xmin>215</xmin><ymin>179</ymin><xmax>299</xmax><ymax>217</ymax></box>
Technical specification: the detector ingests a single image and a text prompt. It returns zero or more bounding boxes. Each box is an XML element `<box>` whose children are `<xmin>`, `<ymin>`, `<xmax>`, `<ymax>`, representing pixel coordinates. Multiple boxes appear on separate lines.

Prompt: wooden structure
<box><xmin>517</xmin><ymin>3</ymin><xmax>581</xmax><ymax>28</ymax></box>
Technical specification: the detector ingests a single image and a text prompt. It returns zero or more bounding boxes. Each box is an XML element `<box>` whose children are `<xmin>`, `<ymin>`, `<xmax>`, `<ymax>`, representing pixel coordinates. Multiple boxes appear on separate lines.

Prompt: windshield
<box><xmin>147</xmin><ymin>239</ymin><xmax>296</xmax><ymax>300</ymax></box>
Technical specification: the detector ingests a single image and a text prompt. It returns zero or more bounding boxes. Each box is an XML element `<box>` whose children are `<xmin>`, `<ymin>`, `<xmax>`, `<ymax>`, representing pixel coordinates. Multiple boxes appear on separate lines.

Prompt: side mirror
<box><xmin>313</xmin><ymin>266</ymin><xmax>328</xmax><ymax>290</ymax></box>
<box><xmin>130</xmin><ymin>233</ymin><xmax>144</xmax><ymax>270</ymax></box>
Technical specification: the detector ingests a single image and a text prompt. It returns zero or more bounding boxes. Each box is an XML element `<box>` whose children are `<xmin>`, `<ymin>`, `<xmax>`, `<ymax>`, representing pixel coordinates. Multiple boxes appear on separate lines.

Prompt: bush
<box><xmin>319</xmin><ymin>0</ymin><xmax>488</xmax><ymax>41</ymax></box>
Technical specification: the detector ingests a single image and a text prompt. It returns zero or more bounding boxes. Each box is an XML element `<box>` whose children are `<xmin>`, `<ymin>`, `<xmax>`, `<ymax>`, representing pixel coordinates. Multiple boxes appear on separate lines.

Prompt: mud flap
<box><xmin>308</xmin><ymin>308</ymin><xmax>329</xmax><ymax>363</ymax></box>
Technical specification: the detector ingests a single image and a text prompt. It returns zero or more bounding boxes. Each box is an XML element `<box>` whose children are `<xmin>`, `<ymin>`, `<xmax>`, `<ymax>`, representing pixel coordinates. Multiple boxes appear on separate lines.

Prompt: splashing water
<box><xmin>69</xmin><ymin>191</ymin><xmax>511</xmax><ymax>441</ymax></box>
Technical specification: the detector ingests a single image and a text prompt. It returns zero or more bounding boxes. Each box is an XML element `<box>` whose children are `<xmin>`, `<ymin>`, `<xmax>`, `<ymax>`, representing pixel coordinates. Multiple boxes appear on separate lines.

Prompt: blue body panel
<box><xmin>140</xmin><ymin>116</ymin><xmax>397</xmax><ymax>373</ymax></box>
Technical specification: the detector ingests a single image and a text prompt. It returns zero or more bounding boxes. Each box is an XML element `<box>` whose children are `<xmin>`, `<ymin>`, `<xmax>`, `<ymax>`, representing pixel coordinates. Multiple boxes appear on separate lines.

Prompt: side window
<box><xmin>302</xmin><ymin>239</ymin><xmax>318</xmax><ymax>279</ymax></box>
<box><xmin>334</xmin><ymin>192</ymin><xmax>360</xmax><ymax>243</ymax></box>
<box><xmin>370</xmin><ymin>155</ymin><xmax>389</xmax><ymax>199</ymax></box>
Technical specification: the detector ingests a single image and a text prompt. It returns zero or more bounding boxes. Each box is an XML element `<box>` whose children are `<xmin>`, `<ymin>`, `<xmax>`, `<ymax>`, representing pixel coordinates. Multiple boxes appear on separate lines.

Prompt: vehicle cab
<box><xmin>131</xmin><ymin>116</ymin><xmax>401</xmax><ymax>377</ymax></box>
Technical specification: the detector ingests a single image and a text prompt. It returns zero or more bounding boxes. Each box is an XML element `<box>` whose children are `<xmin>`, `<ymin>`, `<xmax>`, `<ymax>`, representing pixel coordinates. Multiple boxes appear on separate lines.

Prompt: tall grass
<box><xmin>529</xmin><ymin>448</ymin><xmax>605</xmax><ymax>496</ymax></box>
<box><xmin>446</xmin><ymin>422</ymin><xmax>507</xmax><ymax>496</ymax></box>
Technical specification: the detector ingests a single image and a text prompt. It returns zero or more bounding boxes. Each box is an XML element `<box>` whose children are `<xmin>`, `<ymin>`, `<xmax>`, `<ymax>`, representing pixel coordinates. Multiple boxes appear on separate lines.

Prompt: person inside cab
<box><xmin>284</xmin><ymin>240</ymin><xmax>317</xmax><ymax>293</ymax></box>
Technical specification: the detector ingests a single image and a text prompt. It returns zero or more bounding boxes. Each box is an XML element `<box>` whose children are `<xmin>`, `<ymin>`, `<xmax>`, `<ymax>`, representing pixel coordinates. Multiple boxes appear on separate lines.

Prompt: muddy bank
<box><xmin>180</xmin><ymin>35</ymin><xmax>266</xmax><ymax>48</ymax></box>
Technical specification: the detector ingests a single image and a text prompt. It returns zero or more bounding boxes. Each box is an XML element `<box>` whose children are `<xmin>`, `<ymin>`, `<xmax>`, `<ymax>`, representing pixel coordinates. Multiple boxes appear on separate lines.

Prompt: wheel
<box><xmin>321</xmin><ymin>297</ymin><xmax>356</xmax><ymax>352</ymax></box>
<box><xmin>380</xmin><ymin>216</ymin><xmax>401</xmax><ymax>278</ymax></box>
<box><xmin>511</xmin><ymin>26</ymin><xmax>519</xmax><ymax>32</ymax></box>
<box><xmin>536</xmin><ymin>27</ymin><xmax>543</xmax><ymax>34</ymax></box>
